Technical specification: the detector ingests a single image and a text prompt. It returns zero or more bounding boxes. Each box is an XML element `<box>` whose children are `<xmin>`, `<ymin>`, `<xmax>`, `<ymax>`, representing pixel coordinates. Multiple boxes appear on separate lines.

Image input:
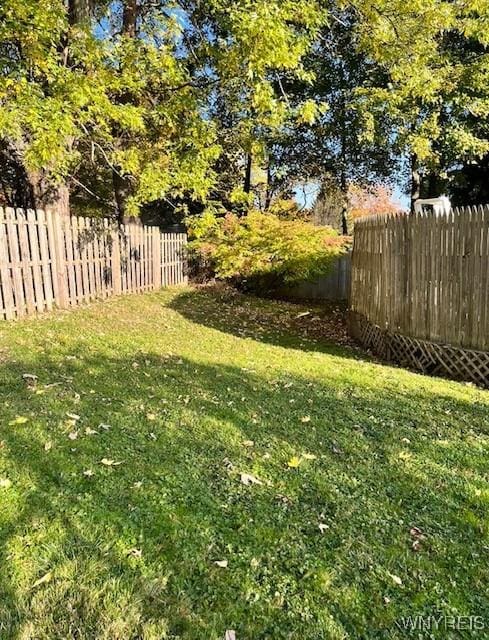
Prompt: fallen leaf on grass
<box><xmin>22</xmin><ymin>374</ymin><xmax>38</xmax><ymax>388</ymax></box>
<box><xmin>146</xmin><ymin>413</ymin><xmax>156</xmax><ymax>421</ymax></box>
<box><xmin>398</xmin><ymin>451</ymin><xmax>412</xmax><ymax>461</ymax></box>
<box><xmin>100</xmin><ymin>458</ymin><xmax>123</xmax><ymax>466</ymax></box>
<box><xmin>287</xmin><ymin>456</ymin><xmax>301</xmax><ymax>468</ymax></box>
<box><xmin>99</xmin><ymin>423</ymin><xmax>111</xmax><ymax>431</ymax></box>
<box><xmin>388</xmin><ymin>573</ymin><xmax>403</xmax><ymax>586</ymax></box>
<box><xmin>133</xmin><ymin>481</ymin><xmax>143</xmax><ymax>489</ymax></box>
<box><xmin>127</xmin><ymin>548</ymin><xmax>142</xmax><ymax>558</ymax></box>
<box><xmin>303</xmin><ymin>453</ymin><xmax>317</xmax><ymax>460</ymax></box>
<box><xmin>300</xmin><ymin>416</ymin><xmax>311</xmax><ymax>423</ymax></box>
<box><xmin>0</xmin><ymin>478</ymin><xmax>12</xmax><ymax>488</ymax></box>
<box><xmin>66</xmin><ymin>413</ymin><xmax>80</xmax><ymax>421</ymax></box>
<box><xmin>242</xmin><ymin>440</ymin><xmax>254</xmax><ymax>447</ymax></box>
<box><xmin>85</xmin><ymin>427</ymin><xmax>98</xmax><ymax>435</ymax></box>
<box><xmin>9</xmin><ymin>416</ymin><xmax>28</xmax><ymax>426</ymax></box>
<box><xmin>214</xmin><ymin>560</ymin><xmax>228</xmax><ymax>568</ymax></box>
<box><xmin>295</xmin><ymin>311</ymin><xmax>311</xmax><ymax>319</ymax></box>
<box><xmin>318</xmin><ymin>523</ymin><xmax>329</xmax><ymax>533</ymax></box>
<box><xmin>225</xmin><ymin>631</ymin><xmax>236</xmax><ymax>640</ymax></box>
<box><xmin>240</xmin><ymin>472</ymin><xmax>262</xmax><ymax>486</ymax></box>
<box><xmin>68</xmin><ymin>432</ymin><xmax>78</xmax><ymax>440</ymax></box>
<box><xmin>44</xmin><ymin>441</ymin><xmax>53</xmax><ymax>452</ymax></box>
<box><xmin>83</xmin><ymin>469</ymin><xmax>94</xmax><ymax>477</ymax></box>
<box><xmin>409</xmin><ymin>526</ymin><xmax>426</xmax><ymax>551</ymax></box>
<box><xmin>32</xmin><ymin>571</ymin><xmax>52</xmax><ymax>589</ymax></box>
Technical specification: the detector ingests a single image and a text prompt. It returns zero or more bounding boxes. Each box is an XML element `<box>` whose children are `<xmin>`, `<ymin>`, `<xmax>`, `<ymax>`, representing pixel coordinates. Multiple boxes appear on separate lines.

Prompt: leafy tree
<box><xmin>447</xmin><ymin>154</ymin><xmax>489</xmax><ymax>206</ymax></box>
<box><xmin>348</xmin><ymin>183</ymin><xmax>402</xmax><ymax>220</ymax></box>
<box><xmin>349</xmin><ymin>0</ymin><xmax>489</xmax><ymax>209</ymax></box>
<box><xmin>0</xmin><ymin>0</ymin><xmax>109</xmax><ymax>214</ymax></box>
<box><xmin>0</xmin><ymin>0</ymin><xmax>325</xmax><ymax>218</ymax></box>
<box><xmin>2</xmin><ymin>0</ymin><xmax>488</xmax><ymax>220</ymax></box>
<box><xmin>250</xmin><ymin>3</ymin><xmax>400</xmax><ymax>233</ymax></box>
<box><xmin>312</xmin><ymin>180</ymin><xmax>401</xmax><ymax>232</ymax></box>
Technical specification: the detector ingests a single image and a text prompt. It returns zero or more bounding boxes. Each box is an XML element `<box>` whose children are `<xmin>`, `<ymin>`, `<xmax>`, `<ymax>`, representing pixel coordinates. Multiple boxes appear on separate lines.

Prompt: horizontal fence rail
<box><xmin>349</xmin><ymin>205</ymin><xmax>489</xmax><ymax>386</ymax></box>
<box><xmin>0</xmin><ymin>207</ymin><xmax>187</xmax><ymax>320</ymax></box>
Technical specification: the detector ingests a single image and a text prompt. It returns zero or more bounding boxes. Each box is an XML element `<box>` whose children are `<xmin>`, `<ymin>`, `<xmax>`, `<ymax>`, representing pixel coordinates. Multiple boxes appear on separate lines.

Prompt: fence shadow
<box><xmin>1</xmin><ymin>347</ymin><xmax>488</xmax><ymax>638</ymax></box>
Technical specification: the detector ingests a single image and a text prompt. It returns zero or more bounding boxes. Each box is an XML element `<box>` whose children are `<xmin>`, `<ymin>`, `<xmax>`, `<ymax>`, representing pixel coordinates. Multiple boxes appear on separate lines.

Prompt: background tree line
<box><xmin>1</xmin><ymin>0</ymin><xmax>488</xmax><ymax>229</ymax></box>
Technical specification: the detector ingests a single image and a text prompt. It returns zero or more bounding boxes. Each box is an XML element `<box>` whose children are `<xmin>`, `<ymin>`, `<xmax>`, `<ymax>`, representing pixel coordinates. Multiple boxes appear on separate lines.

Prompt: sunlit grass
<box><xmin>0</xmin><ymin>286</ymin><xmax>488</xmax><ymax>639</ymax></box>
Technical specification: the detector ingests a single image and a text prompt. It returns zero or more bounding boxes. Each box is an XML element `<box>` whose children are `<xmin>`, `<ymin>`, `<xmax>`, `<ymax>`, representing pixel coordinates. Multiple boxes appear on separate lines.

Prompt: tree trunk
<box><xmin>25</xmin><ymin>170</ymin><xmax>70</xmax><ymax>215</ymax></box>
<box><xmin>122</xmin><ymin>0</ymin><xmax>137</xmax><ymax>36</ymax></box>
<box><xmin>244</xmin><ymin>153</ymin><xmax>252</xmax><ymax>194</ymax></box>
<box><xmin>410</xmin><ymin>153</ymin><xmax>421</xmax><ymax>213</ymax></box>
<box><xmin>426</xmin><ymin>172</ymin><xmax>439</xmax><ymax>199</ymax></box>
<box><xmin>110</xmin><ymin>0</ymin><xmax>138</xmax><ymax>221</ymax></box>
<box><xmin>113</xmin><ymin>169</ymin><xmax>131</xmax><ymax>225</ymax></box>
<box><xmin>68</xmin><ymin>0</ymin><xmax>91</xmax><ymax>26</ymax></box>
<box><xmin>54</xmin><ymin>183</ymin><xmax>71</xmax><ymax>217</ymax></box>
<box><xmin>339</xmin><ymin>94</ymin><xmax>349</xmax><ymax>235</ymax></box>
<box><xmin>264</xmin><ymin>163</ymin><xmax>272</xmax><ymax>210</ymax></box>
<box><xmin>340</xmin><ymin>171</ymin><xmax>348</xmax><ymax>235</ymax></box>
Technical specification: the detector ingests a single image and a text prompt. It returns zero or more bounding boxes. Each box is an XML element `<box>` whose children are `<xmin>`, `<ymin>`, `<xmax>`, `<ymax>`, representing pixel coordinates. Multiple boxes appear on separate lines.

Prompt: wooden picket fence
<box><xmin>350</xmin><ymin>205</ymin><xmax>489</xmax><ymax>386</ymax></box>
<box><xmin>0</xmin><ymin>207</ymin><xmax>187</xmax><ymax>320</ymax></box>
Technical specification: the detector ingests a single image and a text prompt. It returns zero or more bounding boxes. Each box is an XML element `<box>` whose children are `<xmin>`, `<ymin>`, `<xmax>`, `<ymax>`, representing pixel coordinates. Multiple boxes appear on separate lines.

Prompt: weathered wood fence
<box><xmin>349</xmin><ymin>205</ymin><xmax>489</xmax><ymax>386</ymax></box>
<box><xmin>0</xmin><ymin>207</ymin><xmax>187</xmax><ymax>320</ymax></box>
<box><xmin>277</xmin><ymin>254</ymin><xmax>351</xmax><ymax>302</ymax></box>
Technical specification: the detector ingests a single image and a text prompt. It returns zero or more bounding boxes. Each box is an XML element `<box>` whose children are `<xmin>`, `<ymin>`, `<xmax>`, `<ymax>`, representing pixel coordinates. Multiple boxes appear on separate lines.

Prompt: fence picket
<box><xmin>36</xmin><ymin>209</ymin><xmax>54</xmax><ymax>311</ymax></box>
<box><xmin>0</xmin><ymin>208</ymin><xmax>14</xmax><ymax>319</ymax></box>
<box><xmin>16</xmin><ymin>209</ymin><xmax>37</xmax><ymax>314</ymax></box>
<box><xmin>26</xmin><ymin>209</ymin><xmax>45</xmax><ymax>312</ymax></box>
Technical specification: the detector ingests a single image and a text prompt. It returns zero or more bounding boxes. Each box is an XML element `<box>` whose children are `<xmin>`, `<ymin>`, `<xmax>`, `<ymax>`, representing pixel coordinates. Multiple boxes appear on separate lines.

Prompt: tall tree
<box><xmin>1</xmin><ymin>0</ymin><xmax>326</xmax><ymax>218</ymax></box>
<box><xmin>349</xmin><ymin>0</ymin><xmax>489</xmax><ymax>210</ymax></box>
<box><xmin>0</xmin><ymin>0</ymin><xmax>102</xmax><ymax>214</ymax></box>
<box><xmin>255</xmin><ymin>4</ymin><xmax>399</xmax><ymax>231</ymax></box>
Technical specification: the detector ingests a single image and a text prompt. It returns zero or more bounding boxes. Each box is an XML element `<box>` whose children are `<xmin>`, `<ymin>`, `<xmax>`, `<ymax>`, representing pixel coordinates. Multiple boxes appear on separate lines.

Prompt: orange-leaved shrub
<box><xmin>187</xmin><ymin>210</ymin><xmax>349</xmax><ymax>292</ymax></box>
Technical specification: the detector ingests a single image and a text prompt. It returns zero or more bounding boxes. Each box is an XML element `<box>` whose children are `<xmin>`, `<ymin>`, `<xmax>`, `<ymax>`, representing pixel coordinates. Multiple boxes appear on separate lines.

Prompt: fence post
<box><xmin>153</xmin><ymin>227</ymin><xmax>162</xmax><ymax>289</ymax></box>
<box><xmin>0</xmin><ymin>207</ymin><xmax>14</xmax><ymax>319</ymax></box>
<box><xmin>112</xmin><ymin>225</ymin><xmax>122</xmax><ymax>295</ymax></box>
<box><xmin>181</xmin><ymin>234</ymin><xmax>188</xmax><ymax>285</ymax></box>
<box><xmin>49</xmin><ymin>209</ymin><xmax>69</xmax><ymax>309</ymax></box>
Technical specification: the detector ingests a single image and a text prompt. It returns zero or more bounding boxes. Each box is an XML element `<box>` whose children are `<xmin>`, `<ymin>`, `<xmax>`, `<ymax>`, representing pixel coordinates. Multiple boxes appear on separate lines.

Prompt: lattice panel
<box><xmin>361</xmin><ymin>319</ymin><xmax>388</xmax><ymax>358</ymax></box>
<box><xmin>348</xmin><ymin>312</ymin><xmax>489</xmax><ymax>388</ymax></box>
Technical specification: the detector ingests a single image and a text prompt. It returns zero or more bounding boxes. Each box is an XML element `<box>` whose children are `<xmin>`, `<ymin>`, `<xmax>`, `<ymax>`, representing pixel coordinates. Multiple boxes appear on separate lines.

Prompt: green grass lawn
<box><xmin>0</xmin><ymin>286</ymin><xmax>488</xmax><ymax>639</ymax></box>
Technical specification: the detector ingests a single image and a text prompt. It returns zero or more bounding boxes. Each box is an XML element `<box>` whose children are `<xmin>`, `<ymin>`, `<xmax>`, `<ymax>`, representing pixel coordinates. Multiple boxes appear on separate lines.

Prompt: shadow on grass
<box><xmin>169</xmin><ymin>285</ymin><xmax>357</xmax><ymax>357</ymax></box>
<box><xmin>1</xmin><ymin>346</ymin><xmax>488</xmax><ymax>639</ymax></box>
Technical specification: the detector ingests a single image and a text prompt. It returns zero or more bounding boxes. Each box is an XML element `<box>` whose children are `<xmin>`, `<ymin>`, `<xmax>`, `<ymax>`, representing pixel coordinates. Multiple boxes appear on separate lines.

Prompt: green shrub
<box><xmin>187</xmin><ymin>210</ymin><xmax>349</xmax><ymax>292</ymax></box>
